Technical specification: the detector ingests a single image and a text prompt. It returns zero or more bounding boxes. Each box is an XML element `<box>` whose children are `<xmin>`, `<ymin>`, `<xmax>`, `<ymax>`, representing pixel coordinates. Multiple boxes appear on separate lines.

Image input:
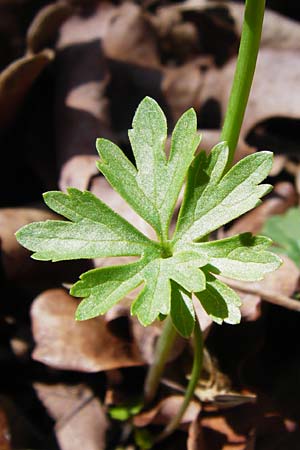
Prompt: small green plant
<box><xmin>15</xmin><ymin>0</ymin><xmax>278</xmax><ymax>442</ymax></box>
<box><xmin>16</xmin><ymin>97</ymin><xmax>280</xmax><ymax>335</ymax></box>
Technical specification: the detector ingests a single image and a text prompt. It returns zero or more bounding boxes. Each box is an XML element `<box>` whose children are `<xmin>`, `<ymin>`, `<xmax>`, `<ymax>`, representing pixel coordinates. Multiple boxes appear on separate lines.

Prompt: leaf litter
<box><xmin>1</xmin><ymin>0</ymin><xmax>300</xmax><ymax>448</ymax></box>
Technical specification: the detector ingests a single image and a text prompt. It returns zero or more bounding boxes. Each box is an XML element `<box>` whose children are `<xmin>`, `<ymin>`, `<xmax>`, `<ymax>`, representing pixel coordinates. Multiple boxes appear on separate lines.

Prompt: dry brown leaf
<box><xmin>57</xmin><ymin>2</ymin><xmax>116</xmax><ymax>48</ymax></box>
<box><xmin>239</xmin><ymin>293</ymin><xmax>261</xmax><ymax>322</ymax></box>
<box><xmin>170</xmin><ymin>1</ymin><xmax>300</xmax><ymax>51</ymax></box>
<box><xmin>187</xmin><ymin>413</ymin><xmax>206</xmax><ymax>450</ymax></box>
<box><xmin>31</xmin><ymin>289</ymin><xmax>144</xmax><ymax>372</ymax></box>
<box><xmin>59</xmin><ymin>155</ymin><xmax>99</xmax><ymax>191</ymax></box>
<box><xmin>26</xmin><ymin>2</ymin><xmax>73</xmax><ymax>53</ymax></box>
<box><xmin>201</xmin><ymin>412</ymin><xmax>250</xmax><ymax>450</ymax></box>
<box><xmin>0</xmin><ymin>395</ymin><xmax>43</xmax><ymax>449</ymax></box>
<box><xmin>102</xmin><ymin>3</ymin><xmax>159</xmax><ymax>67</ymax></box>
<box><xmin>54</xmin><ymin>3</ymin><xmax>115</xmax><ymax>172</ymax></box>
<box><xmin>225</xmin><ymin>255</ymin><xmax>300</xmax><ymax>318</ymax></box>
<box><xmin>162</xmin><ymin>59</ymin><xmax>207</xmax><ymax>122</ymax></box>
<box><xmin>34</xmin><ymin>383</ymin><xmax>108</xmax><ymax>450</ymax></box>
<box><xmin>134</xmin><ymin>395</ymin><xmax>201</xmax><ymax>427</ymax></box>
<box><xmin>0</xmin><ymin>207</ymin><xmax>89</xmax><ymax>286</ymax></box>
<box><xmin>0</xmin><ymin>50</ymin><xmax>54</xmax><ymax>128</ymax></box>
<box><xmin>256</xmin><ymin>254</ymin><xmax>299</xmax><ymax>297</ymax></box>
<box><xmin>0</xmin><ymin>207</ymin><xmax>55</xmax><ymax>281</ymax></box>
<box><xmin>0</xmin><ymin>406</ymin><xmax>11</xmax><ymax>450</ymax></box>
<box><xmin>221</xmin><ymin>49</ymin><xmax>300</xmax><ymax>140</ymax></box>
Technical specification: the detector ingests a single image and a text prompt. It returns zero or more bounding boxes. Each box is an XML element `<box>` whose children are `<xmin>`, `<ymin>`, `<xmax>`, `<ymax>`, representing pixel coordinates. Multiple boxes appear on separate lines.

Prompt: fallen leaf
<box><xmin>0</xmin><ymin>395</ymin><xmax>44</xmax><ymax>449</ymax></box>
<box><xmin>34</xmin><ymin>383</ymin><xmax>108</xmax><ymax>450</ymax></box>
<box><xmin>222</xmin><ymin>49</ymin><xmax>300</xmax><ymax>140</ymax></box>
<box><xmin>54</xmin><ymin>3</ymin><xmax>114</xmax><ymax>172</ymax></box>
<box><xmin>0</xmin><ymin>207</ymin><xmax>89</xmax><ymax>286</ymax></box>
<box><xmin>0</xmin><ymin>405</ymin><xmax>11</xmax><ymax>450</ymax></box>
<box><xmin>26</xmin><ymin>1</ymin><xmax>73</xmax><ymax>54</ymax></box>
<box><xmin>102</xmin><ymin>3</ymin><xmax>159</xmax><ymax>67</ymax></box>
<box><xmin>134</xmin><ymin>395</ymin><xmax>201</xmax><ymax>427</ymax></box>
<box><xmin>31</xmin><ymin>289</ymin><xmax>144</xmax><ymax>372</ymax></box>
<box><xmin>187</xmin><ymin>413</ymin><xmax>206</xmax><ymax>450</ymax></box>
<box><xmin>59</xmin><ymin>155</ymin><xmax>99</xmax><ymax>192</ymax></box>
<box><xmin>169</xmin><ymin>1</ymin><xmax>300</xmax><ymax>51</ymax></box>
<box><xmin>162</xmin><ymin>59</ymin><xmax>207</xmax><ymax>122</ymax></box>
<box><xmin>0</xmin><ymin>50</ymin><xmax>54</xmax><ymax>128</ymax></box>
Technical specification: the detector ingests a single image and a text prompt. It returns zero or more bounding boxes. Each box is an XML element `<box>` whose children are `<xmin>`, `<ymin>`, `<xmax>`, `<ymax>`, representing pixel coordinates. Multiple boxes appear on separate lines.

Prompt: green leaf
<box><xmin>16</xmin><ymin>188</ymin><xmax>156</xmax><ymax>261</ymax></box>
<box><xmin>171</xmin><ymin>284</ymin><xmax>195</xmax><ymax>337</ymax></box>
<box><xmin>108</xmin><ymin>398</ymin><xmax>143</xmax><ymax>421</ymax></box>
<box><xmin>263</xmin><ymin>207</ymin><xmax>300</xmax><ymax>267</ymax></box>
<box><xmin>134</xmin><ymin>428</ymin><xmax>154</xmax><ymax>450</ymax></box>
<box><xmin>74</xmin><ymin>251</ymin><xmax>206</xmax><ymax>325</ymax></box>
<box><xmin>174</xmin><ymin>147</ymin><xmax>273</xmax><ymax>244</ymax></box>
<box><xmin>73</xmin><ymin>260</ymin><xmax>146</xmax><ymax>319</ymax></box>
<box><xmin>195</xmin><ymin>273</ymin><xmax>241</xmax><ymax>325</ymax></box>
<box><xmin>190</xmin><ymin>233</ymin><xmax>282</xmax><ymax>281</ymax></box>
<box><xmin>15</xmin><ymin>97</ymin><xmax>281</xmax><ymax>330</ymax></box>
<box><xmin>98</xmin><ymin>97</ymin><xmax>200</xmax><ymax>239</ymax></box>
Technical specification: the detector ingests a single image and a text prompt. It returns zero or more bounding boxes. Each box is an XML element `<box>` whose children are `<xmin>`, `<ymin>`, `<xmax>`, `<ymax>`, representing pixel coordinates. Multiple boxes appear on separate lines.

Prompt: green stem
<box><xmin>144</xmin><ymin>316</ymin><xmax>177</xmax><ymax>405</ymax></box>
<box><xmin>155</xmin><ymin>320</ymin><xmax>203</xmax><ymax>442</ymax></box>
<box><xmin>221</xmin><ymin>0</ymin><xmax>266</xmax><ymax>169</ymax></box>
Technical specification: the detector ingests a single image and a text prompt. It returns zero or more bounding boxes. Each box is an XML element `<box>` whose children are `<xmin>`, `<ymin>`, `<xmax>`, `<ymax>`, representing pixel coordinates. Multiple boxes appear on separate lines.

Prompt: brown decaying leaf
<box><xmin>54</xmin><ymin>3</ymin><xmax>114</xmax><ymax>175</ymax></box>
<box><xmin>0</xmin><ymin>207</ymin><xmax>56</xmax><ymax>281</ymax></box>
<box><xmin>0</xmin><ymin>395</ymin><xmax>44</xmax><ymax>449</ymax></box>
<box><xmin>187</xmin><ymin>412</ymin><xmax>206</xmax><ymax>450</ymax></box>
<box><xmin>0</xmin><ymin>50</ymin><xmax>54</xmax><ymax>128</ymax></box>
<box><xmin>59</xmin><ymin>155</ymin><xmax>99</xmax><ymax>192</ymax></box>
<box><xmin>102</xmin><ymin>3</ymin><xmax>159</xmax><ymax>67</ymax></box>
<box><xmin>34</xmin><ymin>383</ymin><xmax>108</xmax><ymax>450</ymax></box>
<box><xmin>31</xmin><ymin>289</ymin><xmax>144</xmax><ymax>372</ymax></box>
<box><xmin>221</xmin><ymin>49</ymin><xmax>300</xmax><ymax>140</ymax></box>
<box><xmin>162</xmin><ymin>59</ymin><xmax>208</xmax><ymax>122</ymax></box>
<box><xmin>0</xmin><ymin>406</ymin><xmax>11</xmax><ymax>450</ymax></box>
<box><xmin>165</xmin><ymin>0</ymin><xmax>300</xmax><ymax>51</ymax></box>
<box><xmin>26</xmin><ymin>1</ymin><xmax>73</xmax><ymax>54</ymax></box>
<box><xmin>0</xmin><ymin>207</ymin><xmax>89</xmax><ymax>286</ymax></box>
<box><xmin>225</xmin><ymin>254</ymin><xmax>300</xmax><ymax>319</ymax></box>
<box><xmin>133</xmin><ymin>395</ymin><xmax>201</xmax><ymax>428</ymax></box>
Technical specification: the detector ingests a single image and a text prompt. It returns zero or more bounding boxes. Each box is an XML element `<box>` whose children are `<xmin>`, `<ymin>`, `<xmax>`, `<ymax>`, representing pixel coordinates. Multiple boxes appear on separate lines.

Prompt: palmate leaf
<box><xmin>16</xmin><ymin>97</ymin><xmax>281</xmax><ymax>337</ymax></box>
<box><xmin>97</xmin><ymin>97</ymin><xmax>201</xmax><ymax>239</ymax></box>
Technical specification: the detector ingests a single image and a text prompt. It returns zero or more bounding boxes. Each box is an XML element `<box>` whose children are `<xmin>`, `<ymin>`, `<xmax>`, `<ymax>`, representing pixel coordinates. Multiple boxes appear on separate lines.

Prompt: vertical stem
<box><xmin>144</xmin><ymin>316</ymin><xmax>177</xmax><ymax>405</ymax></box>
<box><xmin>221</xmin><ymin>0</ymin><xmax>266</xmax><ymax>170</ymax></box>
<box><xmin>155</xmin><ymin>320</ymin><xmax>203</xmax><ymax>442</ymax></box>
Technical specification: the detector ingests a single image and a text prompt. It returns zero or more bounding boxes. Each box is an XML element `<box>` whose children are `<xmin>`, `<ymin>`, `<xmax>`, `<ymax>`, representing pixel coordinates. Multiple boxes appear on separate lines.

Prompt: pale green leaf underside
<box><xmin>174</xmin><ymin>145</ymin><xmax>273</xmax><ymax>244</ymax></box>
<box><xmin>16</xmin><ymin>188</ymin><xmax>156</xmax><ymax>261</ymax></box>
<box><xmin>74</xmin><ymin>252</ymin><xmax>206</xmax><ymax>326</ymax></box>
<box><xmin>97</xmin><ymin>97</ymin><xmax>201</xmax><ymax>238</ymax></box>
<box><xmin>15</xmin><ymin>96</ymin><xmax>281</xmax><ymax>332</ymax></box>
